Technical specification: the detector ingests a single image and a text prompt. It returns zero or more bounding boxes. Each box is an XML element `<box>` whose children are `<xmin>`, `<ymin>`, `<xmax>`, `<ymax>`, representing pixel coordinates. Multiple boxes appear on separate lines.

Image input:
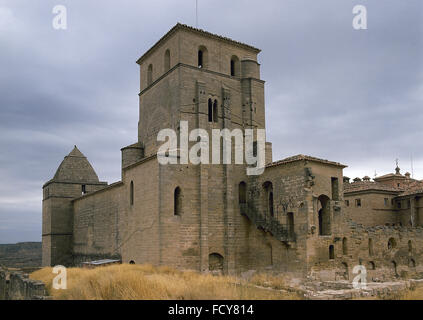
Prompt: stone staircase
<box><xmin>240</xmin><ymin>203</ymin><xmax>295</xmax><ymax>243</ymax></box>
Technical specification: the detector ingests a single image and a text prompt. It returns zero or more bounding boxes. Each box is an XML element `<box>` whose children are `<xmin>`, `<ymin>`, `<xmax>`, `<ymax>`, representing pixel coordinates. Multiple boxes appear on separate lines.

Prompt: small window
<box><xmin>329</xmin><ymin>245</ymin><xmax>335</xmax><ymax>260</ymax></box>
<box><xmin>239</xmin><ymin>182</ymin><xmax>247</xmax><ymax>204</ymax></box>
<box><xmin>213</xmin><ymin>100</ymin><xmax>218</xmax><ymax>123</ymax></box>
<box><xmin>355</xmin><ymin>199</ymin><xmax>361</xmax><ymax>207</ymax></box>
<box><xmin>130</xmin><ymin>181</ymin><xmax>134</xmax><ymax>206</ymax></box>
<box><xmin>174</xmin><ymin>187</ymin><xmax>182</xmax><ymax>216</ymax></box>
<box><xmin>198</xmin><ymin>46</ymin><xmax>208</xmax><ymax>69</ymax></box>
<box><xmin>230</xmin><ymin>55</ymin><xmax>239</xmax><ymax>76</ymax></box>
<box><xmin>208</xmin><ymin>99</ymin><xmax>213</xmax><ymax>122</ymax></box>
<box><xmin>287</xmin><ymin>212</ymin><xmax>294</xmax><ymax>237</ymax></box>
<box><xmin>269</xmin><ymin>192</ymin><xmax>274</xmax><ymax>217</ymax></box>
<box><xmin>388</xmin><ymin>237</ymin><xmax>396</xmax><ymax>250</ymax></box>
<box><xmin>147</xmin><ymin>64</ymin><xmax>153</xmax><ymax>86</ymax></box>
<box><xmin>345</xmin><ymin>200</ymin><xmax>349</xmax><ymax>207</ymax></box>
<box><xmin>198</xmin><ymin>50</ymin><xmax>203</xmax><ymax>68</ymax></box>
<box><xmin>164</xmin><ymin>49</ymin><xmax>170</xmax><ymax>72</ymax></box>
<box><xmin>397</xmin><ymin>201</ymin><xmax>401</xmax><ymax>209</ymax></box>
<box><xmin>263</xmin><ymin>181</ymin><xmax>274</xmax><ymax>218</ymax></box>
<box><xmin>82</xmin><ymin>185</ymin><xmax>86</xmax><ymax>195</ymax></box>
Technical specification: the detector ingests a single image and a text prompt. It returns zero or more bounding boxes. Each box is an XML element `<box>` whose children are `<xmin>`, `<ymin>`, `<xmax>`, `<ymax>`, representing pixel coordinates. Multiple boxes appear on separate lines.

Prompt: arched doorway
<box><xmin>262</xmin><ymin>181</ymin><xmax>274</xmax><ymax>218</ymax></box>
<box><xmin>209</xmin><ymin>253</ymin><xmax>224</xmax><ymax>274</ymax></box>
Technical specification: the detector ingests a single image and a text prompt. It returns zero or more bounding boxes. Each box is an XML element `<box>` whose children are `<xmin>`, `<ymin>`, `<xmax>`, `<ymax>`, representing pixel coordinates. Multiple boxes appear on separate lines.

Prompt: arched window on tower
<box><xmin>147</xmin><ymin>64</ymin><xmax>153</xmax><ymax>86</ymax></box>
<box><xmin>230</xmin><ymin>55</ymin><xmax>240</xmax><ymax>76</ymax></box>
<box><xmin>164</xmin><ymin>49</ymin><xmax>170</xmax><ymax>72</ymax></box>
<box><xmin>208</xmin><ymin>99</ymin><xmax>213</xmax><ymax>122</ymax></box>
<box><xmin>213</xmin><ymin>100</ymin><xmax>218</xmax><ymax>123</ymax></box>
<box><xmin>198</xmin><ymin>46</ymin><xmax>208</xmax><ymax>69</ymax></box>
<box><xmin>130</xmin><ymin>181</ymin><xmax>134</xmax><ymax>206</ymax></box>
<box><xmin>174</xmin><ymin>187</ymin><xmax>182</xmax><ymax>216</ymax></box>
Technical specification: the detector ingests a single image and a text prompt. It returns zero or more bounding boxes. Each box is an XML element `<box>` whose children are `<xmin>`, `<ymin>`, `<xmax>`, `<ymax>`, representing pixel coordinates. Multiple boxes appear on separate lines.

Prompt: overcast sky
<box><xmin>0</xmin><ymin>0</ymin><xmax>422</xmax><ymax>243</ymax></box>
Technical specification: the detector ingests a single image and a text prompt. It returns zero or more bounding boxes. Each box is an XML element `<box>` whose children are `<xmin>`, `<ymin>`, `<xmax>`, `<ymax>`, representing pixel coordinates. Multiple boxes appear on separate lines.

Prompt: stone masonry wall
<box><xmin>0</xmin><ymin>269</ymin><xmax>49</xmax><ymax>300</ymax></box>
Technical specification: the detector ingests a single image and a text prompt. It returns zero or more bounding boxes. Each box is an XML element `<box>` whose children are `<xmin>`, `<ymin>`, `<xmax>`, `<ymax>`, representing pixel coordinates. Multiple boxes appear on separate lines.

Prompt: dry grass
<box><xmin>30</xmin><ymin>264</ymin><xmax>302</xmax><ymax>300</ymax></box>
<box><xmin>249</xmin><ymin>273</ymin><xmax>292</xmax><ymax>290</ymax></box>
<box><xmin>395</xmin><ymin>286</ymin><xmax>423</xmax><ymax>300</ymax></box>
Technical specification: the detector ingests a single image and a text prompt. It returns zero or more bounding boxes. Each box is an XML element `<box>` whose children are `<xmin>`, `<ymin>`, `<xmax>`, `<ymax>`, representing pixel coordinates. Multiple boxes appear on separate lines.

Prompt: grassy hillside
<box><xmin>0</xmin><ymin>242</ymin><xmax>41</xmax><ymax>268</ymax></box>
<box><xmin>30</xmin><ymin>264</ymin><xmax>301</xmax><ymax>300</ymax></box>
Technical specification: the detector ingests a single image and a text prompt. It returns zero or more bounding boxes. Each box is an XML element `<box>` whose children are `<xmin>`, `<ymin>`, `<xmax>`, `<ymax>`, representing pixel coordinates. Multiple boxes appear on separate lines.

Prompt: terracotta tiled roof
<box><xmin>267</xmin><ymin>154</ymin><xmax>347</xmax><ymax>168</ymax></box>
<box><xmin>344</xmin><ymin>181</ymin><xmax>402</xmax><ymax>194</ymax></box>
<box><xmin>374</xmin><ymin>173</ymin><xmax>406</xmax><ymax>180</ymax></box>
<box><xmin>137</xmin><ymin>23</ymin><xmax>261</xmax><ymax>64</ymax></box>
<box><xmin>344</xmin><ymin>176</ymin><xmax>423</xmax><ymax>197</ymax></box>
<box><xmin>397</xmin><ymin>180</ymin><xmax>423</xmax><ymax>197</ymax></box>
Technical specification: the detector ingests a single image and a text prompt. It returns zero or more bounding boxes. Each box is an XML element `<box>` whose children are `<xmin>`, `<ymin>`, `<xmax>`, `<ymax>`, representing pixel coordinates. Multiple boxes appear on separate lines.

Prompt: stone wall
<box><xmin>0</xmin><ymin>269</ymin><xmax>49</xmax><ymax>300</ymax></box>
<box><xmin>309</xmin><ymin>221</ymin><xmax>423</xmax><ymax>282</ymax></box>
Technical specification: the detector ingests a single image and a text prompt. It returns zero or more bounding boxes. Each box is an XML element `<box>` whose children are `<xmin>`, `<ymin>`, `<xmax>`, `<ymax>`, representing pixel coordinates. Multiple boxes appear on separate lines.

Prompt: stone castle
<box><xmin>42</xmin><ymin>24</ymin><xmax>423</xmax><ymax>281</ymax></box>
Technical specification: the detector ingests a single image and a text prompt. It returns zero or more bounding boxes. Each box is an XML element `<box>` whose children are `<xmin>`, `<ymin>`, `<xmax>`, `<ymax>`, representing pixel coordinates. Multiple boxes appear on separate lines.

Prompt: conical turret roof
<box><xmin>53</xmin><ymin>146</ymin><xmax>100</xmax><ymax>183</ymax></box>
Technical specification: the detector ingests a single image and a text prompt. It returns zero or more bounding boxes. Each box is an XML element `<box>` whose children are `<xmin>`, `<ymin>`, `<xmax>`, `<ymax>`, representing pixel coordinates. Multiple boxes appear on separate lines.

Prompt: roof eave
<box><xmin>136</xmin><ymin>23</ymin><xmax>261</xmax><ymax>65</ymax></box>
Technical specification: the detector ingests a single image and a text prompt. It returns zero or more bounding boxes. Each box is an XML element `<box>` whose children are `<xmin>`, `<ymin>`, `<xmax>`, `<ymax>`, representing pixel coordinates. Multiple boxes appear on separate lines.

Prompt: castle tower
<box><xmin>42</xmin><ymin>146</ymin><xmax>107</xmax><ymax>266</ymax></box>
<box><xmin>129</xmin><ymin>24</ymin><xmax>269</xmax><ymax>274</ymax></box>
<box><xmin>135</xmin><ymin>23</ymin><xmax>266</xmax><ymax>158</ymax></box>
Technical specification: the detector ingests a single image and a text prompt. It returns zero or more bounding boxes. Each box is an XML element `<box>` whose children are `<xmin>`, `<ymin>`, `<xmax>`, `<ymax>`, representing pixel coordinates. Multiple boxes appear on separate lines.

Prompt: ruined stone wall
<box><xmin>309</xmin><ymin>220</ymin><xmax>423</xmax><ymax>282</ymax></box>
<box><xmin>0</xmin><ymin>269</ymin><xmax>49</xmax><ymax>300</ymax></box>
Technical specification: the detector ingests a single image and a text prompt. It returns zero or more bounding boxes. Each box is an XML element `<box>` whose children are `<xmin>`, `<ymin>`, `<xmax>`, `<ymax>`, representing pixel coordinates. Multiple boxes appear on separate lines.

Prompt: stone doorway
<box><xmin>209</xmin><ymin>253</ymin><xmax>224</xmax><ymax>275</ymax></box>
